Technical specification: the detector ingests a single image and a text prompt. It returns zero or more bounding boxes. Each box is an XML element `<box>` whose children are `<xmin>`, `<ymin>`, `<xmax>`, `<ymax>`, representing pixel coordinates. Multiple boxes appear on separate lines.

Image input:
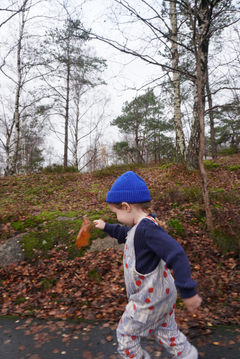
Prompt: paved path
<box><xmin>0</xmin><ymin>317</ymin><xmax>239</xmax><ymax>359</ymax></box>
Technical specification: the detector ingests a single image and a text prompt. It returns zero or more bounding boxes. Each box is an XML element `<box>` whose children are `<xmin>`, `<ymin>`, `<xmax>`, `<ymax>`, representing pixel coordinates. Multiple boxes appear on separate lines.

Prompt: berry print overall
<box><xmin>116</xmin><ymin>216</ymin><xmax>193</xmax><ymax>359</ymax></box>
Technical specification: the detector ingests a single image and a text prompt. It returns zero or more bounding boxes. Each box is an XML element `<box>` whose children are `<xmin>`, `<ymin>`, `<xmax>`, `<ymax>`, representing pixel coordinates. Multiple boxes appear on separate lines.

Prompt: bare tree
<box><xmin>0</xmin><ymin>0</ymin><xmax>29</xmax><ymax>28</ymax></box>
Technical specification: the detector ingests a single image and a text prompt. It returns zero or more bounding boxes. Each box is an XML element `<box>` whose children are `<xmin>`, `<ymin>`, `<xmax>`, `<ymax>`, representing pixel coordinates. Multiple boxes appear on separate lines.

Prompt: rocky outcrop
<box><xmin>0</xmin><ymin>233</ymin><xmax>27</xmax><ymax>267</ymax></box>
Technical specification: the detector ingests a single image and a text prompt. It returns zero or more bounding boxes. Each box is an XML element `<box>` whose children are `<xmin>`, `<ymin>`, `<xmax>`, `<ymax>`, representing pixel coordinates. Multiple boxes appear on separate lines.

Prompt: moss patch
<box><xmin>167</xmin><ymin>219</ymin><xmax>185</xmax><ymax>238</ymax></box>
<box><xmin>204</xmin><ymin>160</ymin><xmax>220</xmax><ymax>170</ymax></box>
<box><xmin>17</xmin><ymin>210</ymin><xmax>118</xmax><ymax>262</ymax></box>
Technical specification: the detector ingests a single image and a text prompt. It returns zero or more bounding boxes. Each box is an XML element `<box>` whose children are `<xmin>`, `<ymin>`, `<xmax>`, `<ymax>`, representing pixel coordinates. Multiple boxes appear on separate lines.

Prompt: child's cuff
<box><xmin>178</xmin><ymin>287</ymin><xmax>197</xmax><ymax>299</ymax></box>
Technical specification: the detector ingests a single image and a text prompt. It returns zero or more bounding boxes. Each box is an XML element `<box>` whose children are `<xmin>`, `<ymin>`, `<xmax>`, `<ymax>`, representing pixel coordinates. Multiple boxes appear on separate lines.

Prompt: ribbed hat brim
<box><xmin>106</xmin><ymin>189</ymin><xmax>151</xmax><ymax>203</ymax></box>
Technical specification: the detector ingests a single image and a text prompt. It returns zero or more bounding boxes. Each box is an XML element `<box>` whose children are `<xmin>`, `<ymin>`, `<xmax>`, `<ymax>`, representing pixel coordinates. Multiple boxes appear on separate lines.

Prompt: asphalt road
<box><xmin>0</xmin><ymin>317</ymin><xmax>239</xmax><ymax>359</ymax></box>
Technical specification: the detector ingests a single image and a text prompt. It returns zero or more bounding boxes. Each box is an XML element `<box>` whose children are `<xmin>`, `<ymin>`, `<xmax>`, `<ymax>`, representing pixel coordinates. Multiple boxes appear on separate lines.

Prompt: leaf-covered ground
<box><xmin>0</xmin><ymin>156</ymin><xmax>240</xmax><ymax>331</ymax></box>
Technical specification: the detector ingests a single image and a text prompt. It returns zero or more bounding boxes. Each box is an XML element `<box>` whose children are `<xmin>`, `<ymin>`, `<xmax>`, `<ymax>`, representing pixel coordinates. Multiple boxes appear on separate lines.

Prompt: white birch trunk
<box><xmin>10</xmin><ymin>7</ymin><xmax>25</xmax><ymax>175</ymax></box>
<box><xmin>170</xmin><ymin>1</ymin><xmax>185</xmax><ymax>163</ymax></box>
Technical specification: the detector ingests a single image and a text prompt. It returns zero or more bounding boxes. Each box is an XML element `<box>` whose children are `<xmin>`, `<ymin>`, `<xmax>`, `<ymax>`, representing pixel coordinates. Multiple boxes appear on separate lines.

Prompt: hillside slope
<box><xmin>0</xmin><ymin>155</ymin><xmax>239</xmax><ymax>327</ymax></box>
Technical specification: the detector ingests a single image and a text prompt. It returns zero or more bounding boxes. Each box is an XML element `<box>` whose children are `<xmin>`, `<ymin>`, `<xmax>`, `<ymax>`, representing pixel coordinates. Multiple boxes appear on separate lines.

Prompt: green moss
<box><xmin>210</xmin><ymin>189</ymin><xmax>239</xmax><ymax>205</ymax></box>
<box><xmin>203</xmin><ymin>160</ymin><xmax>220</xmax><ymax>170</ymax></box>
<box><xmin>19</xmin><ymin>216</ymin><xmax>83</xmax><ymax>260</ymax></box>
<box><xmin>15</xmin><ymin>297</ymin><xmax>27</xmax><ymax>304</ymax></box>
<box><xmin>229</xmin><ymin>166</ymin><xmax>240</xmax><ymax>171</ymax></box>
<box><xmin>14</xmin><ymin>209</ymin><xmax>118</xmax><ymax>262</ymax></box>
<box><xmin>11</xmin><ymin>211</ymin><xmax>81</xmax><ymax>233</ymax></box>
<box><xmin>40</xmin><ymin>277</ymin><xmax>56</xmax><ymax>290</ymax></box>
<box><xmin>167</xmin><ymin>219</ymin><xmax>185</xmax><ymax>238</ymax></box>
<box><xmin>88</xmin><ymin>267</ymin><xmax>102</xmax><ymax>283</ymax></box>
<box><xmin>160</xmin><ymin>162</ymin><xmax>173</xmax><ymax>170</ymax></box>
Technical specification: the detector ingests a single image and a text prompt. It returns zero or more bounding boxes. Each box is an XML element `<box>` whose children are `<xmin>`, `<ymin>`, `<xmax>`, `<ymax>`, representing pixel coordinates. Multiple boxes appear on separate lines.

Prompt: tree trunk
<box><xmin>73</xmin><ymin>95</ymin><xmax>80</xmax><ymax>168</ymax></box>
<box><xmin>170</xmin><ymin>0</ymin><xmax>185</xmax><ymax>163</ymax></box>
<box><xmin>10</xmin><ymin>9</ymin><xmax>25</xmax><ymax>175</ymax></box>
<box><xmin>196</xmin><ymin>53</ymin><xmax>213</xmax><ymax>231</ymax></box>
<box><xmin>64</xmin><ymin>63</ymin><xmax>70</xmax><ymax>168</ymax></box>
<box><xmin>206</xmin><ymin>66</ymin><xmax>217</xmax><ymax>158</ymax></box>
<box><xmin>4</xmin><ymin>120</ymin><xmax>15</xmax><ymax>176</ymax></box>
<box><xmin>186</xmin><ymin>83</ymin><xmax>200</xmax><ymax>170</ymax></box>
<box><xmin>186</xmin><ymin>0</ymin><xmax>210</xmax><ymax>170</ymax></box>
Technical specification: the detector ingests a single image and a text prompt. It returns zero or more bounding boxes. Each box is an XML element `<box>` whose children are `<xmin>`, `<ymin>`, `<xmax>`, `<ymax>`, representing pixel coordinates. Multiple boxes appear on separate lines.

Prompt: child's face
<box><xmin>109</xmin><ymin>203</ymin><xmax>135</xmax><ymax>227</ymax></box>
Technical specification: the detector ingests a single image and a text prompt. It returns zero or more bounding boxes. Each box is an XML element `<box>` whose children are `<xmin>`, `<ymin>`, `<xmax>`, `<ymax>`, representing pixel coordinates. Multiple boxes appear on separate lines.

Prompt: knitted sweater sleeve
<box><xmin>103</xmin><ymin>223</ymin><xmax>129</xmax><ymax>244</ymax></box>
<box><xmin>143</xmin><ymin>221</ymin><xmax>197</xmax><ymax>299</ymax></box>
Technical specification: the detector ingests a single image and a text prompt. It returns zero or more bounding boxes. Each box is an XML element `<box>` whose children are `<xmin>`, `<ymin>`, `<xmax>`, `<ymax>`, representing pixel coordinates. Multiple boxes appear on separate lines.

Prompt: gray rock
<box><xmin>87</xmin><ymin>236</ymin><xmax>124</xmax><ymax>252</ymax></box>
<box><xmin>0</xmin><ymin>233</ymin><xmax>27</xmax><ymax>267</ymax></box>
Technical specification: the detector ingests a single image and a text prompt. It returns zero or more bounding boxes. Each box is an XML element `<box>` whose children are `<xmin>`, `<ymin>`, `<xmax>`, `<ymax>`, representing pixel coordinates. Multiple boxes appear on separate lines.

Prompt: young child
<box><xmin>94</xmin><ymin>171</ymin><xmax>202</xmax><ymax>359</ymax></box>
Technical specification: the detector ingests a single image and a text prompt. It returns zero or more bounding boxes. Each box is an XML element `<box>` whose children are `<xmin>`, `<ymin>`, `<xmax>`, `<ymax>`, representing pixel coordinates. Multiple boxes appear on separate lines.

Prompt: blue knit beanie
<box><xmin>106</xmin><ymin>171</ymin><xmax>151</xmax><ymax>203</ymax></box>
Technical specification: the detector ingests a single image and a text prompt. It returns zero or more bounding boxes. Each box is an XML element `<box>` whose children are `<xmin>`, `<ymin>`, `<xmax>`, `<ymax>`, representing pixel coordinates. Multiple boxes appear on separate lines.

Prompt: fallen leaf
<box><xmin>106</xmin><ymin>335</ymin><xmax>113</xmax><ymax>342</ymax></box>
<box><xmin>75</xmin><ymin>216</ymin><xmax>91</xmax><ymax>250</ymax></box>
<box><xmin>18</xmin><ymin>345</ymin><xmax>26</xmax><ymax>351</ymax></box>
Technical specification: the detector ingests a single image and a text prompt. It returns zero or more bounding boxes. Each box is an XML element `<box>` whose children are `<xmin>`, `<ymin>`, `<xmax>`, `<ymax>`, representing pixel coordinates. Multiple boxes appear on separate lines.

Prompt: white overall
<box><xmin>116</xmin><ymin>216</ymin><xmax>197</xmax><ymax>359</ymax></box>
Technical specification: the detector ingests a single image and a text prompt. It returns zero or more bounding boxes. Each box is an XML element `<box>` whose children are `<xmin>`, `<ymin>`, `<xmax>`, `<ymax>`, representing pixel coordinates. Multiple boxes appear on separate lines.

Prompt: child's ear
<box><xmin>121</xmin><ymin>202</ymin><xmax>131</xmax><ymax>212</ymax></box>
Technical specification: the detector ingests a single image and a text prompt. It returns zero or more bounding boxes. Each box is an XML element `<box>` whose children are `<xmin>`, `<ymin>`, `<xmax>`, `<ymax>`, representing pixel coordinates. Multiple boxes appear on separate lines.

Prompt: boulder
<box><xmin>0</xmin><ymin>233</ymin><xmax>27</xmax><ymax>267</ymax></box>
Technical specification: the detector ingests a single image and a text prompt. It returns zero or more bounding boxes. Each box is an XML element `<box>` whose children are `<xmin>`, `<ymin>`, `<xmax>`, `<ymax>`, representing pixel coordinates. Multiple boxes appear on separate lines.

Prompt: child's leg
<box><xmin>116</xmin><ymin>328</ymin><xmax>143</xmax><ymax>359</ymax></box>
<box><xmin>152</xmin><ymin>313</ymin><xmax>198</xmax><ymax>358</ymax></box>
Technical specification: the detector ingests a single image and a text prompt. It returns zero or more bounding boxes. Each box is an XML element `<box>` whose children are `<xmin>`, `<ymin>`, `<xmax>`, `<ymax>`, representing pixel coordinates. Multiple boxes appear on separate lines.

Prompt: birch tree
<box><xmin>170</xmin><ymin>0</ymin><xmax>185</xmax><ymax>163</ymax></box>
<box><xmin>9</xmin><ymin>2</ymin><xmax>27</xmax><ymax>175</ymax></box>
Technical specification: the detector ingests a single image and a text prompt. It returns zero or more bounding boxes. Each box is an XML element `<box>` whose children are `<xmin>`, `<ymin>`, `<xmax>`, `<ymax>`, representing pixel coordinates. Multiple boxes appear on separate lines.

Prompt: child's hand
<box><xmin>93</xmin><ymin>219</ymin><xmax>106</xmax><ymax>230</ymax></box>
<box><xmin>182</xmin><ymin>294</ymin><xmax>202</xmax><ymax>314</ymax></box>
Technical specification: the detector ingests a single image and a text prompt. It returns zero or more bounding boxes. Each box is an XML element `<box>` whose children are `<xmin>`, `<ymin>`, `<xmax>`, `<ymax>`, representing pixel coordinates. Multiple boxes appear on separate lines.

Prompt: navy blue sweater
<box><xmin>104</xmin><ymin>218</ymin><xmax>197</xmax><ymax>299</ymax></box>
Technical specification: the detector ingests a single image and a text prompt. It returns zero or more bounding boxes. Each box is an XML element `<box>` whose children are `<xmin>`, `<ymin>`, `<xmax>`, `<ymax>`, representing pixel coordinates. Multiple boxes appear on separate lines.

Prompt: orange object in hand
<box><xmin>75</xmin><ymin>216</ymin><xmax>91</xmax><ymax>250</ymax></box>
